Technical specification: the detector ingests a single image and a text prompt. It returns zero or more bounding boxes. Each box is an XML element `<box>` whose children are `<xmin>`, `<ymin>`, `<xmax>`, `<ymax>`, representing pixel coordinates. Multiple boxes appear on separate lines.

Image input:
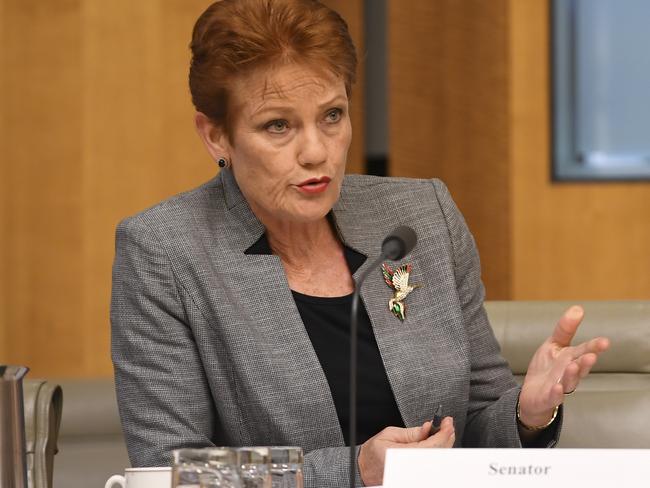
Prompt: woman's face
<box><xmin>223</xmin><ymin>63</ymin><xmax>351</xmax><ymax>226</ymax></box>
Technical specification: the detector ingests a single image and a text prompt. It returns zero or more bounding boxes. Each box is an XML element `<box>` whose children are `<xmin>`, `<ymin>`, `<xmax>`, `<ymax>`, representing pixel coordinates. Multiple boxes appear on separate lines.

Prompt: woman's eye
<box><xmin>325</xmin><ymin>108</ymin><xmax>342</xmax><ymax>123</ymax></box>
<box><xmin>265</xmin><ymin>120</ymin><xmax>288</xmax><ymax>134</ymax></box>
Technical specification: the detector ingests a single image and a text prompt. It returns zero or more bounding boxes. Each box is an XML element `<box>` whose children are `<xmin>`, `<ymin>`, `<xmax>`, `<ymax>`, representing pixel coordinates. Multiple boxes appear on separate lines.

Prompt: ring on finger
<box><xmin>564</xmin><ymin>388</ymin><xmax>576</xmax><ymax>395</ymax></box>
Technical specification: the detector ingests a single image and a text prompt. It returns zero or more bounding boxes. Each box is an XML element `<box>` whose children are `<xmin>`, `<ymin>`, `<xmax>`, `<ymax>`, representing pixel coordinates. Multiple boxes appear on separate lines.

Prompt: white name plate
<box><xmin>383</xmin><ymin>448</ymin><xmax>650</xmax><ymax>487</ymax></box>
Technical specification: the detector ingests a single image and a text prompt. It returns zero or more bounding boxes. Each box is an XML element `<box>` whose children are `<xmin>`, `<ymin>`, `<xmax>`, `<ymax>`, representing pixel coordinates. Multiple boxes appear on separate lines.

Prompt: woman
<box><xmin>110</xmin><ymin>0</ymin><xmax>610</xmax><ymax>486</ymax></box>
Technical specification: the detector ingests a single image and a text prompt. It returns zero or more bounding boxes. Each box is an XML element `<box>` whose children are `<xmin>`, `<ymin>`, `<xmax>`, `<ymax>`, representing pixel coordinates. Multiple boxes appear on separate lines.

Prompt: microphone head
<box><xmin>381</xmin><ymin>225</ymin><xmax>417</xmax><ymax>260</ymax></box>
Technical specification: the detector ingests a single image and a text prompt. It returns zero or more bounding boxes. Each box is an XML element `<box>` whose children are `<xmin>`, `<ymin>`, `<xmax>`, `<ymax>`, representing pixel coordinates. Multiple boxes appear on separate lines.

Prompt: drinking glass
<box><xmin>268</xmin><ymin>447</ymin><xmax>303</xmax><ymax>488</ymax></box>
<box><xmin>172</xmin><ymin>448</ymin><xmax>241</xmax><ymax>488</ymax></box>
<box><xmin>236</xmin><ymin>447</ymin><xmax>271</xmax><ymax>488</ymax></box>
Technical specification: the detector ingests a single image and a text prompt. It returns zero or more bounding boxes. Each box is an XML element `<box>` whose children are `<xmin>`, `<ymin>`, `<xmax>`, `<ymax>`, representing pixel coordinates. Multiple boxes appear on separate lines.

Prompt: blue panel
<box><xmin>552</xmin><ymin>0</ymin><xmax>650</xmax><ymax>180</ymax></box>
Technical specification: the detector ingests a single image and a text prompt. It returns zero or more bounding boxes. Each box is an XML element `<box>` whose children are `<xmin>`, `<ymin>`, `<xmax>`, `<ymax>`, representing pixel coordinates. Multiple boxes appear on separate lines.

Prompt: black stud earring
<box><xmin>217</xmin><ymin>158</ymin><xmax>227</xmax><ymax>168</ymax></box>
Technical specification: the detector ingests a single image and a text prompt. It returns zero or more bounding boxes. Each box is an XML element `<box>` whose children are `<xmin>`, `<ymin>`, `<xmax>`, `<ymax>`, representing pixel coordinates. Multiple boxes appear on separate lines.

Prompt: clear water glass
<box><xmin>269</xmin><ymin>447</ymin><xmax>303</xmax><ymax>488</ymax></box>
<box><xmin>172</xmin><ymin>448</ymin><xmax>241</xmax><ymax>488</ymax></box>
<box><xmin>236</xmin><ymin>447</ymin><xmax>271</xmax><ymax>488</ymax></box>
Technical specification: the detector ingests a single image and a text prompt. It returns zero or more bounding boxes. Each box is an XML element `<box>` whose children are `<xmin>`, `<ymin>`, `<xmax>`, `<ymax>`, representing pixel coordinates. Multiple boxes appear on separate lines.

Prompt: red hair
<box><xmin>189</xmin><ymin>0</ymin><xmax>357</xmax><ymax>134</ymax></box>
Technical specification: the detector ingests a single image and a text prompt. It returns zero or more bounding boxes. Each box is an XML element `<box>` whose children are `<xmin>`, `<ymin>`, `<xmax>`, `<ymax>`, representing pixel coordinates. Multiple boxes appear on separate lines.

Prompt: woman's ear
<box><xmin>194</xmin><ymin>112</ymin><xmax>230</xmax><ymax>161</ymax></box>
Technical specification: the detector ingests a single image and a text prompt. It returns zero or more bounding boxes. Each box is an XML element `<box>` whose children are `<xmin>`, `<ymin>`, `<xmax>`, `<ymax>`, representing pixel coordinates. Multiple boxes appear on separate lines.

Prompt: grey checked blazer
<box><xmin>111</xmin><ymin>170</ymin><xmax>556</xmax><ymax>487</ymax></box>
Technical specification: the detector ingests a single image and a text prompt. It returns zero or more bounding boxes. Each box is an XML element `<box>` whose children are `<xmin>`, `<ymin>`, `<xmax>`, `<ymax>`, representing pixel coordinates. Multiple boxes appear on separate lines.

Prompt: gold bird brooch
<box><xmin>381</xmin><ymin>263</ymin><xmax>420</xmax><ymax>321</ymax></box>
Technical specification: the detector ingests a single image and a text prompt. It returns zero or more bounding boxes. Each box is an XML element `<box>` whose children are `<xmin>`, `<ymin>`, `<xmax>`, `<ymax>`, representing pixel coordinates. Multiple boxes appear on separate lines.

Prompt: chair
<box><xmin>53</xmin><ymin>379</ymin><xmax>130</xmax><ymax>488</ymax></box>
<box><xmin>26</xmin><ymin>301</ymin><xmax>649</xmax><ymax>488</ymax></box>
<box><xmin>486</xmin><ymin>300</ymin><xmax>650</xmax><ymax>447</ymax></box>
<box><xmin>23</xmin><ymin>379</ymin><xmax>63</xmax><ymax>488</ymax></box>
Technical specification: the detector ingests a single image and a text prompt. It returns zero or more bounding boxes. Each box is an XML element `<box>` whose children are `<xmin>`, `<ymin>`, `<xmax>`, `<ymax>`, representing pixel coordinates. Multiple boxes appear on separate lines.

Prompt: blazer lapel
<box><xmin>213</xmin><ymin>170</ymin><xmax>344</xmax><ymax>448</ymax></box>
<box><xmin>193</xmin><ymin>170</ymin><xmax>467</xmax><ymax>445</ymax></box>
<box><xmin>332</xmin><ymin>192</ymin><xmax>469</xmax><ymax>429</ymax></box>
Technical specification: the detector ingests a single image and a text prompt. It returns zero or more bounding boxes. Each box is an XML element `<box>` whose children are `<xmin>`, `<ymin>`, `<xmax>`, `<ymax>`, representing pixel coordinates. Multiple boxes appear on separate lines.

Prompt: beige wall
<box><xmin>0</xmin><ymin>0</ymin><xmax>365</xmax><ymax>378</ymax></box>
<box><xmin>389</xmin><ymin>0</ymin><xmax>650</xmax><ymax>301</ymax></box>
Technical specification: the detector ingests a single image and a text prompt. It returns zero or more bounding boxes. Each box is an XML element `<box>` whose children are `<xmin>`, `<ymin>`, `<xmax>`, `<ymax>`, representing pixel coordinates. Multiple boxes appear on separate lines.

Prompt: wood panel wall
<box><xmin>389</xmin><ymin>0</ymin><xmax>650</xmax><ymax>300</ymax></box>
<box><xmin>0</xmin><ymin>0</ymin><xmax>365</xmax><ymax>378</ymax></box>
<box><xmin>509</xmin><ymin>0</ymin><xmax>650</xmax><ymax>299</ymax></box>
<box><xmin>0</xmin><ymin>0</ymin><xmax>6</xmax><ymax>362</ymax></box>
<box><xmin>388</xmin><ymin>0</ymin><xmax>512</xmax><ymax>298</ymax></box>
<box><xmin>322</xmin><ymin>0</ymin><xmax>365</xmax><ymax>173</ymax></box>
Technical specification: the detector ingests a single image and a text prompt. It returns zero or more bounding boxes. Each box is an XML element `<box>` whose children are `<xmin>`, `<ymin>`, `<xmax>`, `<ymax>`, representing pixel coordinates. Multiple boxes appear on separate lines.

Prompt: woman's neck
<box><xmin>265</xmin><ymin>216</ymin><xmax>341</xmax><ymax>267</ymax></box>
<box><xmin>254</xmin><ymin>210</ymin><xmax>354</xmax><ymax>297</ymax></box>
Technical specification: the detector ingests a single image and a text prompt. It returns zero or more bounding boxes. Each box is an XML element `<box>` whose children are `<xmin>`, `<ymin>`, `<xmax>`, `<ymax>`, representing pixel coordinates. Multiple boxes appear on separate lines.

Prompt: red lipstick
<box><xmin>296</xmin><ymin>176</ymin><xmax>331</xmax><ymax>194</ymax></box>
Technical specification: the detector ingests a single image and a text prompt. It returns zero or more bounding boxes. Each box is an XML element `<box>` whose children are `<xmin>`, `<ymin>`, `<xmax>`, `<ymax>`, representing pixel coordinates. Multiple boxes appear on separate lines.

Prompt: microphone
<box><xmin>381</xmin><ymin>225</ymin><xmax>418</xmax><ymax>261</ymax></box>
<box><xmin>348</xmin><ymin>226</ymin><xmax>417</xmax><ymax>488</ymax></box>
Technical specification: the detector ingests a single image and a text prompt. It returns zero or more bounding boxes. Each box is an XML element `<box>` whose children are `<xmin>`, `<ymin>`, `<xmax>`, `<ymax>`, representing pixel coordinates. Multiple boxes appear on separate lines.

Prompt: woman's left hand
<box><xmin>518</xmin><ymin>305</ymin><xmax>610</xmax><ymax>428</ymax></box>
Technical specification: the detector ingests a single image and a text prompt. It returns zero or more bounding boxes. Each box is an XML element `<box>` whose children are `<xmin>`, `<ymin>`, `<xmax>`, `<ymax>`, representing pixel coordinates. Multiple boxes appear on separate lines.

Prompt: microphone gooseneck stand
<box><xmin>348</xmin><ymin>253</ymin><xmax>388</xmax><ymax>488</ymax></box>
<box><xmin>348</xmin><ymin>227</ymin><xmax>417</xmax><ymax>488</ymax></box>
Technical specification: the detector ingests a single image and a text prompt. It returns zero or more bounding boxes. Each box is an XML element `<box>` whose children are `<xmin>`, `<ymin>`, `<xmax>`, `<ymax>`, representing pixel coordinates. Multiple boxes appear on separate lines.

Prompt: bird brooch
<box><xmin>381</xmin><ymin>263</ymin><xmax>421</xmax><ymax>321</ymax></box>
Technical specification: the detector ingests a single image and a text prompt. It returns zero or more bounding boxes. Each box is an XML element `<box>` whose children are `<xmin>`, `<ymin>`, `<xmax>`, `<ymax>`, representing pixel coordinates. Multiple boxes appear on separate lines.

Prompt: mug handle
<box><xmin>105</xmin><ymin>474</ymin><xmax>126</xmax><ymax>488</ymax></box>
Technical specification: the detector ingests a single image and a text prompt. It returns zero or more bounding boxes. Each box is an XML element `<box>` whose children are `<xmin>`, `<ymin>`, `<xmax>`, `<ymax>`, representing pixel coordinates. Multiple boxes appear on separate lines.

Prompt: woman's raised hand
<box><xmin>518</xmin><ymin>305</ymin><xmax>610</xmax><ymax>428</ymax></box>
<box><xmin>358</xmin><ymin>417</ymin><xmax>455</xmax><ymax>486</ymax></box>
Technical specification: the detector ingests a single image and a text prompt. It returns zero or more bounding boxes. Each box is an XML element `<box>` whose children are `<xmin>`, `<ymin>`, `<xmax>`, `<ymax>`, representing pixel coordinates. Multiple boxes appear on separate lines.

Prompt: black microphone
<box><xmin>381</xmin><ymin>225</ymin><xmax>418</xmax><ymax>261</ymax></box>
<box><xmin>348</xmin><ymin>226</ymin><xmax>417</xmax><ymax>488</ymax></box>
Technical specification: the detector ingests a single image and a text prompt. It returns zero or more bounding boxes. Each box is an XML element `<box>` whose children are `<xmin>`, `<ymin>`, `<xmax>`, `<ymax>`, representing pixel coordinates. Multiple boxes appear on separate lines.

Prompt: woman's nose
<box><xmin>297</xmin><ymin>127</ymin><xmax>327</xmax><ymax>166</ymax></box>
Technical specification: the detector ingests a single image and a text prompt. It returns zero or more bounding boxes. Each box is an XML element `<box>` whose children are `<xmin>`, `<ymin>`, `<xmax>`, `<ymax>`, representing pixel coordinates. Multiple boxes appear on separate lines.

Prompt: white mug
<box><xmin>105</xmin><ymin>467</ymin><xmax>172</xmax><ymax>488</ymax></box>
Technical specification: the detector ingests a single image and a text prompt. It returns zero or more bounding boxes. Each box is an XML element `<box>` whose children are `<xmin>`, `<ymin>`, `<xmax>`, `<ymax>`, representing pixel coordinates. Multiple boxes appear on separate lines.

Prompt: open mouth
<box><xmin>296</xmin><ymin>176</ymin><xmax>332</xmax><ymax>194</ymax></box>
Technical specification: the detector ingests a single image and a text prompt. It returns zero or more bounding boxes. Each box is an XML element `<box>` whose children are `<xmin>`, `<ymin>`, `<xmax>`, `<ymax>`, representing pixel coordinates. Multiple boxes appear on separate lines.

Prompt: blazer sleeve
<box><xmin>303</xmin><ymin>446</ymin><xmax>363</xmax><ymax>488</ymax></box>
<box><xmin>431</xmin><ymin>179</ymin><xmax>561</xmax><ymax>448</ymax></box>
<box><xmin>111</xmin><ymin>216</ymin><xmax>218</xmax><ymax>467</ymax></box>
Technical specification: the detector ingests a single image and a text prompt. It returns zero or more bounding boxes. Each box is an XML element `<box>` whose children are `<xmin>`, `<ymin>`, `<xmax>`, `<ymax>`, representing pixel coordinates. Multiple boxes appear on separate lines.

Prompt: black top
<box><xmin>246</xmin><ymin>235</ymin><xmax>404</xmax><ymax>445</ymax></box>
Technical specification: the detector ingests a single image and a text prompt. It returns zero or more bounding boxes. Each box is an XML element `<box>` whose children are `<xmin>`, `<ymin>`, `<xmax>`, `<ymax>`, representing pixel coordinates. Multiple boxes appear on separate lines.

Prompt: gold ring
<box><xmin>564</xmin><ymin>389</ymin><xmax>576</xmax><ymax>395</ymax></box>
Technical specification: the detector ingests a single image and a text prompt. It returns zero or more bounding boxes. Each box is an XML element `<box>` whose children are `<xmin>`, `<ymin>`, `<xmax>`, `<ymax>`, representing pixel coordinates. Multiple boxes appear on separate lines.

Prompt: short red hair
<box><xmin>189</xmin><ymin>0</ymin><xmax>357</xmax><ymax>134</ymax></box>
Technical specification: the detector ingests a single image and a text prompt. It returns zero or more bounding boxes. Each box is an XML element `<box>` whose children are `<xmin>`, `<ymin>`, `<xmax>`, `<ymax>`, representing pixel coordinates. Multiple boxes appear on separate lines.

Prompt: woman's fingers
<box><xmin>381</xmin><ymin>417</ymin><xmax>453</xmax><ymax>444</ymax></box>
<box><xmin>557</xmin><ymin>351</ymin><xmax>601</xmax><ymax>394</ymax></box>
<box><xmin>379</xmin><ymin>418</ymin><xmax>455</xmax><ymax>448</ymax></box>
<box><xmin>558</xmin><ymin>360</ymin><xmax>581</xmax><ymax>394</ymax></box>
<box><xmin>563</xmin><ymin>353</ymin><xmax>598</xmax><ymax>378</ymax></box>
<box><xmin>534</xmin><ymin>350</ymin><xmax>576</xmax><ymax>405</ymax></box>
<box><xmin>429</xmin><ymin>430</ymin><xmax>455</xmax><ymax>448</ymax></box>
<box><xmin>358</xmin><ymin>419</ymin><xmax>455</xmax><ymax>487</ymax></box>
<box><xmin>577</xmin><ymin>353</ymin><xmax>598</xmax><ymax>377</ymax></box>
<box><xmin>549</xmin><ymin>382</ymin><xmax>564</xmax><ymax>406</ymax></box>
<box><xmin>567</xmin><ymin>336</ymin><xmax>610</xmax><ymax>359</ymax></box>
<box><xmin>550</xmin><ymin>305</ymin><xmax>584</xmax><ymax>347</ymax></box>
<box><xmin>547</xmin><ymin>348</ymin><xmax>575</xmax><ymax>387</ymax></box>
<box><xmin>522</xmin><ymin>309</ymin><xmax>612</xmax><ymax>418</ymax></box>
<box><xmin>417</xmin><ymin>417</ymin><xmax>455</xmax><ymax>448</ymax></box>
<box><xmin>547</xmin><ymin>333</ymin><xmax>609</xmax><ymax>392</ymax></box>
<box><xmin>380</xmin><ymin>424</ymin><xmax>428</xmax><ymax>444</ymax></box>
